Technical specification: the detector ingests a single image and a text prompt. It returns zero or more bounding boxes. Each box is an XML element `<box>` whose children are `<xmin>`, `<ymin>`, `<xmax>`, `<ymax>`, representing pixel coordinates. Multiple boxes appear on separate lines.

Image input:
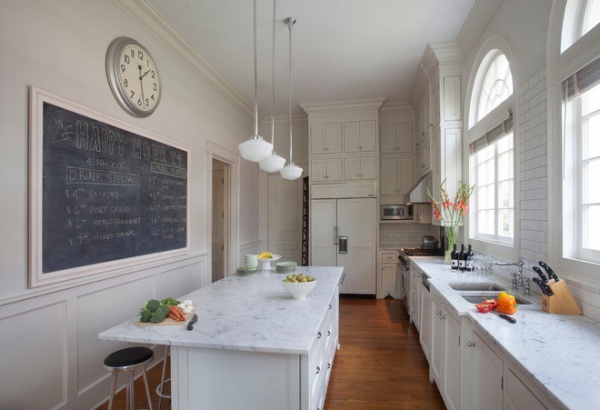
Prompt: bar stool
<box><xmin>103</xmin><ymin>346</ymin><xmax>154</xmax><ymax>410</ymax></box>
<box><xmin>155</xmin><ymin>345</ymin><xmax>171</xmax><ymax>409</ymax></box>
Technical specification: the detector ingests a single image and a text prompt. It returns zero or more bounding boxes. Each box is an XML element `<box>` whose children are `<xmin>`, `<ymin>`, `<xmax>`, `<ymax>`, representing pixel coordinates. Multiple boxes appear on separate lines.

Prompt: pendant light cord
<box><xmin>253</xmin><ymin>0</ymin><xmax>259</xmax><ymax>137</ymax></box>
<box><xmin>270</xmin><ymin>0</ymin><xmax>276</xmax><ymax>145</ymax></box>
<box><xmin>287</xmin><ymin>18</ymin><xmax>295</xmax><ymax>163</ymax></box>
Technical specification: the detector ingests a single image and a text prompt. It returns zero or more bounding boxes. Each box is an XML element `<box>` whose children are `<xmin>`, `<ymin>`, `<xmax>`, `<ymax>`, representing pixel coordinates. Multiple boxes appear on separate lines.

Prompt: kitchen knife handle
<box><xmin>539</xmin><ymin>261</ymin><xmax>560</xmax><ymax>282</ymax></box>
<box><xmin>532</xmin><ymin>266</ymin><xmax>548</xmax><ymax>283</ymax></box>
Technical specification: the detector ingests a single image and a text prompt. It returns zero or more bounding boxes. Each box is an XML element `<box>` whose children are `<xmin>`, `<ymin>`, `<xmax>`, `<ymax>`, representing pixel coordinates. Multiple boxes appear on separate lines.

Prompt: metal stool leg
<box><xmin>126</xmin><ymin>369</ymin><xmax>135</xmax><ymax>410</ymax></box>
<box><xmin>107</xmin><ymin>371</ymin><xmax>118</xmax><ymax>410</ymax></box>
<box><xmin>141</xmin><ymin>366</ymin><xmax>154</xmax><ymax>410</ymax></box>
<box><xmin>156</xmin><ymin>345</ymin><xmax>171</xmax><ymax>410</ymax></box>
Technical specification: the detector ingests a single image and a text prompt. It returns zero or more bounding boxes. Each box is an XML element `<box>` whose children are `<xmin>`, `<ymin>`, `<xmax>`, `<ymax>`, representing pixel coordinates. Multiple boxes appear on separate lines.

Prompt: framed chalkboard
<box><xmin>29</xmin><ymin>87</ymin><xmax>190</xmax><ymax>288</ymax></box>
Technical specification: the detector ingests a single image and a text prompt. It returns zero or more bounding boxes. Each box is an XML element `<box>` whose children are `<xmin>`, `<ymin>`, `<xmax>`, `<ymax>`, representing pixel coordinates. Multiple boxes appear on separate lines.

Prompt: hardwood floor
<box><xmin>97</xmin><ymin>297</ymin><xmax>445</xmax><ymax>409</ymax></box>
<box><xmin>324</xmin><ymin>297</ymin><xmax>445</xmax><ymax>410</ymax></box>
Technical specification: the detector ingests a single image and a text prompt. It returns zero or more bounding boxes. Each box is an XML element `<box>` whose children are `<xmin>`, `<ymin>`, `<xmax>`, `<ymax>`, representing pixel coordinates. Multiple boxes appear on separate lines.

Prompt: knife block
<box><xmin>541</xmin><ymin>280</ymin><xmax>582</xmax><ymax>315</ymax></box>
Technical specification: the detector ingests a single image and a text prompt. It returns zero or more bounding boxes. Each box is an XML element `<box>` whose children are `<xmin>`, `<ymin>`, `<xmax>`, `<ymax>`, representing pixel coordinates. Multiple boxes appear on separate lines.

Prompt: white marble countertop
<box><xmin>411</xmin><ymin>256</ymin><xmax>600</xmax><ymax>410</ymax></box>
<box><xmin>99</xmin><ymin>266</ymin><xmax>344</xmax><ymax>355</ymax></box>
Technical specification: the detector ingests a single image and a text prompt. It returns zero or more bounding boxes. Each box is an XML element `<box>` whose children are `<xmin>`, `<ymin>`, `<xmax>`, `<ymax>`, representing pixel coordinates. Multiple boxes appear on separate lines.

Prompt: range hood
<box><xmin>404</xmin><ymin>172</ymin><xmax>432</xmax><ymax>204</ymax></box>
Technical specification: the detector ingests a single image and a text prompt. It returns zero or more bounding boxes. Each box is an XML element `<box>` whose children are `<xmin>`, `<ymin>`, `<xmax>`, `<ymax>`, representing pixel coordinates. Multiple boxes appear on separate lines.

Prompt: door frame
<box><xmin>206</xmin><ymin>141</ymin><xmax>240</xmax><ymax>279</ymax></box>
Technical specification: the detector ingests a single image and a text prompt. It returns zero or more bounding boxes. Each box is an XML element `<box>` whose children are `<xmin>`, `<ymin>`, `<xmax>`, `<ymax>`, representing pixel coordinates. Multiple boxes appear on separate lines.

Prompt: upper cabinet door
<box><xmin>343</xmin><ymin>121</ymin><xmax>377</xmax><ymax>153</ymax></box>
<box><xmin>380</xmin><ymin>122</ymin><xmax>413</xmax><ymax>154</ymax></box>
<box><xmin>310</xmin><ymin>123</ymin><xmax>342</xmax><ymax>155</ymax></box>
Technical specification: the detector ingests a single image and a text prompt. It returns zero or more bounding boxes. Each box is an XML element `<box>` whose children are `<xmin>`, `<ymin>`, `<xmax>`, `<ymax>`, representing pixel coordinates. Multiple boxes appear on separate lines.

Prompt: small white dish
<box><xmin>236</xmin><ymin>267</ymin><xmax>261</xmax><ymax>275</ymax></box>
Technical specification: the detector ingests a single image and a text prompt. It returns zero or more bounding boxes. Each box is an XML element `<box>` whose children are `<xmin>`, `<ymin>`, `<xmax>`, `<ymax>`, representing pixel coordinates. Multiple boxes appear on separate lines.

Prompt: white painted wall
<box><xmin>0</xmin><ymin>0</ymin><xmax>272</xmax><ymax>408</ymax></box>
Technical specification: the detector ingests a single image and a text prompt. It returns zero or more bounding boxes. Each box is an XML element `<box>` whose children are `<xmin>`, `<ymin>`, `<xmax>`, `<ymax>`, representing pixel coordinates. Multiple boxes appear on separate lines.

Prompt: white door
<box><xmin>212</xmin><ymin>160</ymin><xmax>226</xmax><ymax>282</ymax></box>
<box><xmin>267</xmin><ymin>174</ymin><xmax>303</xmax><ymax>264</ymax></box>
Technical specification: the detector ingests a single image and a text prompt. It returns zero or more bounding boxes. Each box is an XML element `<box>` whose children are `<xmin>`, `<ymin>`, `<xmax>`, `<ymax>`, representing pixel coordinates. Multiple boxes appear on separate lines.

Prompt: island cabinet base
<box><xmin>172</xmin><ymin>291</ymin><xmax>339</xmax><ymax>410</ymax></box>
<box><xmin>171</xmin><ymin>347</ymin><xmax>302</xmax><ymax>409</ymax></box>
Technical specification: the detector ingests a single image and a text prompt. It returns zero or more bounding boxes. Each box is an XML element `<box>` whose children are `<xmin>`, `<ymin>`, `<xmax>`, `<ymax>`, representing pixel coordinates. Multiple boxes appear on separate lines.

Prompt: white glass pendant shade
<box><xmin>238</xmin><ymin>136</ymin><xmax>273</xmax><ymax>162</ymax></box>
<box><xmin>280</xmin><ymin>162</ymin><xmax>303</xmax><ymax>180</ymax></box>
<box><xmin>259</xmin><ymin>152</ymin><xmax>286</xmax><ymax>172</ymax></box>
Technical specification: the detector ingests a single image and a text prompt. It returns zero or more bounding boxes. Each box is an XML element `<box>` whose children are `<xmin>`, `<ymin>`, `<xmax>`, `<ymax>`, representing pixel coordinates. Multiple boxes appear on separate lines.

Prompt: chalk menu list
<box><xmin>42</xmin><ymin>102</ymin><xmax>188</xmax><ymax>274</ymax></box>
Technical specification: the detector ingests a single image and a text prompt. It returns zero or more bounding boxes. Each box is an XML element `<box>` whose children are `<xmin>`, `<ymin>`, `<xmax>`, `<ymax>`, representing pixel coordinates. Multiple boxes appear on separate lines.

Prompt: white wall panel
<box><xmin>0</xmin><ymin>302</ymin><xmax>67</xmax><ymax>409</ymax></box>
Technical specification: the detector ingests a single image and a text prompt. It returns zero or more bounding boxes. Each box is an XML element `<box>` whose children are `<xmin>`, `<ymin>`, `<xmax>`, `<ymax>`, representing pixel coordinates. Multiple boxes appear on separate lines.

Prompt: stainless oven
<box><xmin>381</xmin><ymin>204</ymin><xmax>413</xmax><ymax>220</ymax></box>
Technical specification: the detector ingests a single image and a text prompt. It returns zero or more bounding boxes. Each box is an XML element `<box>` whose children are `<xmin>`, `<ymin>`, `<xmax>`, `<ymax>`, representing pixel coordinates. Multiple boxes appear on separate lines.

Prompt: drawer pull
<box><xmin>317</xmin><ymin>331</ymin><xmax>322</xmax><ymax>339</ymax></box>
<box><xmin>328</xmin><ymin>304</ymin><xmax>332</xmax><ymax>310</ymax></box>
<box><xmin>327</xmin><ymin>362</ymin><xmax>331</xmax><ymax>369</ymax></box>
<box><xmin>316</xmin><ymin>366</ymin><xmax>320</xmax><ymax>374</ymax></box>
<box><xmin>327</xmin><ymin>330</ymin><xmax>331</xmax><ymax>337</ymax></box>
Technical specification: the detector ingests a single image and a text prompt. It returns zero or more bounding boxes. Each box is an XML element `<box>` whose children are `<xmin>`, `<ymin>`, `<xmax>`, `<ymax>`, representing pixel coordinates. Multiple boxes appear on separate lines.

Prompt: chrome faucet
<box><xmin>488</xmin><ymin>259</ymin><xmax>525</xmax><ymax>290</ymax></box>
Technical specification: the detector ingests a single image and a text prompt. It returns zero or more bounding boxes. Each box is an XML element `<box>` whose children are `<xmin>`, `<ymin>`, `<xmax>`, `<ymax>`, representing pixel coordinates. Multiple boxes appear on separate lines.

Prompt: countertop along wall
<box><xmin>0</xmin><ymin>1</ymin><xmax>266</xmax><ymax>409</ymax></box>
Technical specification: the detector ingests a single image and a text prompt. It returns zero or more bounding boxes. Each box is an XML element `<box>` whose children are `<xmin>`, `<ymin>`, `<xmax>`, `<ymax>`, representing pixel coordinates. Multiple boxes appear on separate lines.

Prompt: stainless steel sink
<box><xmin>449</xmin><ymin>282</ymin><xmax>507</xmax><ymax>292</ymax></box>
<box><xmin>460</xmin><ymin>292</ymin><xmax>532</xmax><ymax>305</ymax></box>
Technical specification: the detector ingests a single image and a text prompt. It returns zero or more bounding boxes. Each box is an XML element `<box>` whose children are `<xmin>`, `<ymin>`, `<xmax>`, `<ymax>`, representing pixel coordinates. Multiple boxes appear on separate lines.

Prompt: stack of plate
<box><xmin>275</xmin><ymin>261</ymin><xmax>297</xmax><ymax>273</ymax></box>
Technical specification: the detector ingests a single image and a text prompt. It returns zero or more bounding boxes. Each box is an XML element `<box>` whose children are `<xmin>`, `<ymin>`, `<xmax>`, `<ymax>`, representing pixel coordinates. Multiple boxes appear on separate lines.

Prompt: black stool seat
<box><xmin>103</xmin><ymin>346</ymin><xmax>154</xmax><ymax>410</ymax></box>
<box><xmin>104</xmin><ymin>347</ymin><xmax>154</xmax><ymax>369</ymax></box>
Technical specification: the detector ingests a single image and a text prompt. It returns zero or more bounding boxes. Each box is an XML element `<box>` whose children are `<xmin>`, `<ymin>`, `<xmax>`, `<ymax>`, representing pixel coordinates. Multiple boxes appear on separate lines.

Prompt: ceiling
<box><xmin>146</xmin><ymin>0</ymin><xmax>477</xmax><ymax>119</ymax></box>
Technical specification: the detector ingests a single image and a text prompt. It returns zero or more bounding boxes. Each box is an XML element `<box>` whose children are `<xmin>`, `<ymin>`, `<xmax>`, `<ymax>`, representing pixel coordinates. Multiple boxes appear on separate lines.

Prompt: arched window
<box><xmin>560</xmin><ymin>1</ymin><xmax>600</xmax><ymax>264</ymax></box>
<box><xmin>475</xmin><ymin>51</ymin><xmax>513</xmax><ymax>122</ymax></box>
<box><xmin>467</xmin><ymin>49</ymin><xmax>515</xmax><ymax>249</ymax></box>
<box><xmin>562</xmin><ymin>0</ymin><xmax>600</xmax><ymax>51</ymax></box>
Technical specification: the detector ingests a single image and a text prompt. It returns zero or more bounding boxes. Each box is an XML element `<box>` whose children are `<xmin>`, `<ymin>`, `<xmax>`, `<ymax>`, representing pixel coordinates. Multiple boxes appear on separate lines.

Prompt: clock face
<box><xmin>106</xmin><ymin>37</ymin><xmax>161</xmax><ymax>117</ymax></box>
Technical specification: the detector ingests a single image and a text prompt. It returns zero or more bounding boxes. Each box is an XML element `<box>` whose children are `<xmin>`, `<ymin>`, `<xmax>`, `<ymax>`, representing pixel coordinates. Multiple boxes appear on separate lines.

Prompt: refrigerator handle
<box><xmin>338</xmin><ymin>236</ymin><xmax>348</xmax><ymax>254</ymax></box>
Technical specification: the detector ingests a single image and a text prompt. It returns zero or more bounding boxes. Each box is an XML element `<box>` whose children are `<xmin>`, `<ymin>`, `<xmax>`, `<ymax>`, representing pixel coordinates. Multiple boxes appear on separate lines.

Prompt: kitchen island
<box><xmin>99</xmin><ymin>266</ymin><xmax>344</xmax><ymax>410</ymax></box>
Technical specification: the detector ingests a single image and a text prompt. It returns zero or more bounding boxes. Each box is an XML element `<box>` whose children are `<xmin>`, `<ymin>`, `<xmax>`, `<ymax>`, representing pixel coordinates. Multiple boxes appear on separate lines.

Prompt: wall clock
<box><xmin>106</xmin><ymin>37</ymin><xmax>161</xmax><ymax>117</ymax></box>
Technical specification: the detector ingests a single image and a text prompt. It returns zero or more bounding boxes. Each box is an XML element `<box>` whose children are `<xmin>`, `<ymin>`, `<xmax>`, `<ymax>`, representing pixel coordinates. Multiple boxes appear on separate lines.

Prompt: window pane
<box><xmin>584</xmin><ymin>158</ymin><xmax>600</xmax><ymax>202</ymax></box>
<box><xmin>477</xmin><ymin>52</ymin><xmax>513</xmax><ymax>121</ymax></box>
<box><xmin>498</xmin><ymin>150</ymin><xmax>514</xmax><ymax>180</ymax></box>
<box><xmin>498</xmin><ymin>180</ymin><xmax>514</xmax><ymax>208</ymax></box>
<box><xmin>478</xmin><ymin>158</ymin><xmax>495</xmax><ymax>185</ymax></box>
<box><xmin>478</xmin><ymin>184</ymin><xmax>495</xmax><ymax>209</ymax></box>
<box><xmin>583</xmin><ymin>83</ymin><xmax>600</xmax><ymax>114</ymax></box>
<box><xmin>584</xmin><ymin>113</ymin><xmax>600</xmax><ymax>159</ymax></box>
<box><xmin>584</xmin><ymin>0</ymin><xmax>600</xmax><ymax>35</ymax></box>
<box><xmin>478</xmin><ymin>210</ymin><xmax>494</xmax><ymax>235</ymax></box>
<box><xmin>583</xmin><ymin>205</ymin><xmax>600</xmax><ymax>249</ymax></box>
<box><xmin>498</xmin><ymin>209</ymin><xmax>513</xmax><ymax>238</ymax></box>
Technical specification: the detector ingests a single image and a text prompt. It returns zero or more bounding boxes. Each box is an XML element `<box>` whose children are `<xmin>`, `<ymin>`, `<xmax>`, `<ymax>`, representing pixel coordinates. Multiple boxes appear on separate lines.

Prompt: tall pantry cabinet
<box><xmin>302</xmin><ymin>99</ymin><xmax>385</xmax><ymax>295</ymax></box>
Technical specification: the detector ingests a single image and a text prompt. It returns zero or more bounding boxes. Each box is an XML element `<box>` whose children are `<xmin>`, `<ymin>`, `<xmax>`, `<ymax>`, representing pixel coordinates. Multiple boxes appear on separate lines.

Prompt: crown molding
<box><xmin>455</xmin><ymin>0</ymin><xmax>503</xmax><ymax>55</ymax></box>
<box><xmin>111</xmin><ymin>0</ymin><xmax>253</xmax><ymax>118</ymax></box>
<box><xmin>300</xmin><ymin>98</ymin><xmax>386</xmax><ymax>115</ymax></box>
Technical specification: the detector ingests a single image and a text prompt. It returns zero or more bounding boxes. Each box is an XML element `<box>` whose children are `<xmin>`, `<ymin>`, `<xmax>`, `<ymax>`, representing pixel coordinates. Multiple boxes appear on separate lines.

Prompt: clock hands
<box><xmin>138</xmin><ymin>65</ymin><xmax>147</xmax><ymax>108</ymax></box>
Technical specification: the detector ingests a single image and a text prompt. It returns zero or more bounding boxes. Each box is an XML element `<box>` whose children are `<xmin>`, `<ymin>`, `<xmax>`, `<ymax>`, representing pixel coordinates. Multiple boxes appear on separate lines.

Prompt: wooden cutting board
<box><xmin>136</xmin><ymin>309</ymin><xmax>194</xmax><ymax>326</ymax></box>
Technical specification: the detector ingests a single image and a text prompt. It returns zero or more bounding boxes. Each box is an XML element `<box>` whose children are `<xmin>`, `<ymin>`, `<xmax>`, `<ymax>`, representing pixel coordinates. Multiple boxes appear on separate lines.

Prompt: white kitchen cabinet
<box><xmin>380</xmin><ymin>156</ymin><xmax>414</xmax><ymax>198</ymax></box>
<box><xmin>344</xmin><ymin>156</ymin><xmax>377</xmax><ymax>181</ymax></box>
<box><xmin>380</xmin><ymin>122</ymin><xmax>413</xmax><ymax>154</ymax></box>
<box><xmin>310</xmin><ymin>158</ymin><xmax>343</xmax><ymax>182</ymax></box>
<box><xmin>414</xmin><ymin>137</ymin><xmax>431</xmax><ymax>178</ymax></box>
<box><xmin>464</xmin><ymin>327</ymin><xmax>504</xmax><ymax>410</ymax></box>
<box><xmin>418</xmin><ymin>269</ymin><xmax>432</xmax><ymax>362</ymax></box>
<box><xmin>310</xmin><ymin>123</ymin><xmax>342</xmax><ymax>155</ymax></box>
<box><xmin>409</xmin><ymin>267</ymin><xmax>422</xmax><ymax>330</ymax></box>
<box><xmin>343</xmin><ymin>120</ymin><xmax>377</xmax><ymax>153</ymax></box>
<box><xmin>310</xmin><ymin>198</ymin><xmax>376</xmax><ymax>295</ymax></box>
<box><xmin>413</xmin><ymin>203</ymin><xmax>433</xmax><ymax>224</ymax></box>
<box><xmin>377</xmin><ymin>250</ymin><xmax>401</xmax><ymax>299</ymax></box>
<box><xmin>431</xmin><ymin>293</ymin><xmax>461</xmax><ymax>410</ymax></box>
<box><xmin>504</xmin><ymin>367</ymin><xmax>547</xmax><ymax>410</ymax></box>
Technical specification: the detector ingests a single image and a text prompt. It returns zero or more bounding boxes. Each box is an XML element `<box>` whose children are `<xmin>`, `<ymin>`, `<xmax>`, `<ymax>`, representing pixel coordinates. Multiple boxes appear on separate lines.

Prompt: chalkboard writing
<box><xmin>41</xmin><ymin>102</ymin><xmax>188</xmax><ymax>274</ymax></box>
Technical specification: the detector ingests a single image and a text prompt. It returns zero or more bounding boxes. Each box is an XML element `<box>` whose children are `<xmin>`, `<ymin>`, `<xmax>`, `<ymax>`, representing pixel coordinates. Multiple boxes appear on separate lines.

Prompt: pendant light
<box><xmin>238</xmin><ymin>0</ymin><xmax>273</xmax><ymax>162</ymax></box>
<box><xmin>259</xmin><ymin>0</ymin><xmax>286</xmax><ymax>172</ymax></box>
<box><xmin>280</xmin><ymin>17</ymin><xmax>303</xmax><ymax>180</ymax></box>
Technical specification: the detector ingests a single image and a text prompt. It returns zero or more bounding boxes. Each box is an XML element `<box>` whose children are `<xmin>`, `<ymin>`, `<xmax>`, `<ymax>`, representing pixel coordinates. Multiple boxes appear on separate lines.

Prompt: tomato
<box><xmin>481</xmin><ymin>299</ymin><xmax>497</xmax><ymax>309</ymax></box>
<box><xmin>475</xmin><ymin>303</ymin><xmax>491</xmax><ymax>313</ymax></box>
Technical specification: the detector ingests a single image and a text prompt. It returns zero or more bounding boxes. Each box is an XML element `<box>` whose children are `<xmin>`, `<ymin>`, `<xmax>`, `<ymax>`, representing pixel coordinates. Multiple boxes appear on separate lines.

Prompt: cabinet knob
<box><xmin>317</xmin><ymin>331</ymin><xmax>322</xmax><ymax>339</ymax></box>
<box><xmin>467</xmin><ymin>341</ymin><xmax>475</xmax><ymax>347</ymax></box>
<box><xmin>316</xmin><ymin>365</ymin><xmax>321</xmax><ymax>374</ymax></box>
<box><xmin>327</xmin><ymin>330</ymin><xmax>331</xmax><ymax>337</ymax></box>
<box><xmin>328</xmin><ymin>304</ymin><xmax>332</xmax><ymax>310</ymax></box>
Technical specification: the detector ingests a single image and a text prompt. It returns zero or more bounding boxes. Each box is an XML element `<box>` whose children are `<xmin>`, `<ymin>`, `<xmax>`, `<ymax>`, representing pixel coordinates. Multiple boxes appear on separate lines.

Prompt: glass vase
<box><xmin>444</xmin><ymin>224</ymin><xmax>458</xmax><ymax>264</ymax></box>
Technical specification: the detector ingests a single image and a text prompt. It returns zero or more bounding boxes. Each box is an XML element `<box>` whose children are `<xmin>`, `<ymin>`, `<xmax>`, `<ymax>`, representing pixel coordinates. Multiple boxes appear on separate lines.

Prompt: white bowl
<box><xmin>281</xmin><ymin>279</ymin><xmax>317</xmax><ymax>299</ymax></box>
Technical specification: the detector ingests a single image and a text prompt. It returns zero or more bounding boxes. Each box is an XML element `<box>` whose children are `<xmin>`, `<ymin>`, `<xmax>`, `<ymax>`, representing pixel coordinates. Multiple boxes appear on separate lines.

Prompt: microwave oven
<box><xmin>381</xmin><ymin>204</ymin><xmax>413</xmax><ymax>220</ymax></box>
